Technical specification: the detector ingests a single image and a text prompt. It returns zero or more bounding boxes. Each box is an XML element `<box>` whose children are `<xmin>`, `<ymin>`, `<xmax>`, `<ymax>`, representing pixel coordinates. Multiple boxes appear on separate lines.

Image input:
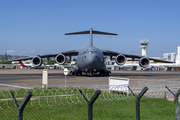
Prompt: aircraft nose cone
<box><xmin>86</xmin><ymin>54</ymin><xmax>96</xmax><ymax>66</ymax></box>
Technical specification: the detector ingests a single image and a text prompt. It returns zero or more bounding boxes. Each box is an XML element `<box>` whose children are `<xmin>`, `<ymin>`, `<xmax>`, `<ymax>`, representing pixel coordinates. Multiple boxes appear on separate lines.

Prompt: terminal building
<box><xmin>163</xmin><ymin>53</ymin><xmax>176</xmax><ymax>63</ymax></box>
<box><xmin>162</xmin><ymin>47</ymin><xmax>180</xmax><ymax>65</ymax></box>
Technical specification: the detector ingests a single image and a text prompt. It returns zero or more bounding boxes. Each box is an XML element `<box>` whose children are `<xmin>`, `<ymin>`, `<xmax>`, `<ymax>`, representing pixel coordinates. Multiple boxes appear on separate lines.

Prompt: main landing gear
<box><xmin>71</xmin><ymin>71</ymin><xmax>82</xmax><ymax>76</ymax></box>
<box><xmin>99</xmin><ymin>71</ymin><xmax>110</xmax><ymax>76</ymax></box>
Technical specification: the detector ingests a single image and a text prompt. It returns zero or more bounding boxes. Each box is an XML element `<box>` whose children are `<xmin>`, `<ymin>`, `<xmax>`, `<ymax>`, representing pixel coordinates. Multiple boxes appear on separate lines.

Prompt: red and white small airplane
<box><xmin>19</xmin><ymin>61</ymin><xmax>34</xmax><ymax>68</ymax></box>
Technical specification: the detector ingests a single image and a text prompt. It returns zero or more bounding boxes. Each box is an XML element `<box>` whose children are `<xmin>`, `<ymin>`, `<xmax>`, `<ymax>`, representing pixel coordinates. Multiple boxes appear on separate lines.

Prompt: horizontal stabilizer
<box><xmin>65</xmin><ymin>28</ymin><xmax>117</xmax><ymax>47</ymax></box>
<box><xmin>93</xmin><ymin>30</ymin><xmax>117</xmax><ymax>35</ymax></box>
<box><xmin>65</xmin><ymin>30</ymin><xmax>90</xmax><ymax>35</ymax></box>
<box><xmin>65</xmin><ymin>30</ymin><xmax>117</xmax><ymax>35</ymax></box>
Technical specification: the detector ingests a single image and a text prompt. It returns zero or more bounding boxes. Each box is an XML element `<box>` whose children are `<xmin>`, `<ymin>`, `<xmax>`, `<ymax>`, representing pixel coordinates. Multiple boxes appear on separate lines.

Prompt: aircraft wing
<box><xmin>34</xmin><ymin>50</ymin><xmax>79</xmax><ymax>58</ymax></box>
<box><xmin>62</xmin><ymin>50</ymin><xmax>79</xmax><ymax>56</ymax></box>
<box><xmin>102</xmin><ymin>49</ymin><xmax>174</xmax><ymax>63</ymax></box>
<box><xmin>148</xmin><ymin>57</ymin><xmax>174</xmax><ymax>63</ymax></box>
<box><xmin>102</xmin><ymin>50</ymin><xmax>119</xmax><ymax>56</ymax></box>
<box><xmin>102</xmin><ymin>49</ymin><xmax>141</xmax><ymax>58</ymax></box>
<box><xmin>7</xmin><ymin>57</ymin><xmax>33</xmax><ymax>62</ymax></box>
<box><xmin>8</xmin><ymin>50</ymin><xmax>79</xmax><ymax>62</ymax></box>
<box><xmin>36</xmin><ymin>50</ymin><xmax>79</xmax><ymax>58</ymax></box>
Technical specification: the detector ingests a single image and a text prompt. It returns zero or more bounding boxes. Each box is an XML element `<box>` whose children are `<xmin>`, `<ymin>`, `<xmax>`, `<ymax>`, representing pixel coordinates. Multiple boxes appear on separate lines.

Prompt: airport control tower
<box><xmin>140</xmin><ymin>39</ymin><xmax>149</xmax><ymax>57</ymax></box>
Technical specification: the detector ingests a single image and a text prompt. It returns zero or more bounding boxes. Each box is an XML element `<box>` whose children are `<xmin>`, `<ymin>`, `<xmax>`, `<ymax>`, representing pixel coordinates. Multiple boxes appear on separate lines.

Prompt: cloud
<box><xmin>6</xmin><ymin>50</ymin><xmax>15</xmax><ymax>54</ymax></box>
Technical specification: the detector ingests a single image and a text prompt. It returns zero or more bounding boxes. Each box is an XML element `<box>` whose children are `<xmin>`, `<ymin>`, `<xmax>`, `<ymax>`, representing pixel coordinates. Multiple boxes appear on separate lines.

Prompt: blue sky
<box><xmin>0</xmin><ymin>0</ymin><xmax>180</xmax><ymax>57</ymax></box>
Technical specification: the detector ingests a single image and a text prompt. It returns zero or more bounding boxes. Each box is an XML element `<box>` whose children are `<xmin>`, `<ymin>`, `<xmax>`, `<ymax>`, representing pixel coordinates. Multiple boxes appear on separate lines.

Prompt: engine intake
<box><xmin>115</xmin><ymin>54</ymin><xmax>126</xmax><ymax>65</ymax></box>
<box><xmin>32</xmin><ymin>56</ymin><xmax>43</xmax><ymax>66</ymax></box>
<box><xmin>55</xmin><ymin>54</ymin><xmax>66</xmax><ymax>64</ymax></box>
<box><xmin>139</xmin><ymin>57</ymin><xmax>149</xmax><ymax>68</ymax></box>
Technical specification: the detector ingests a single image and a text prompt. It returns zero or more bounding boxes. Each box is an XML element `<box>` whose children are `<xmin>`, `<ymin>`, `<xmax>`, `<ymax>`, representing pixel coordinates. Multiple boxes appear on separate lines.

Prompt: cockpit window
<box><xmin>83</xmin><ymin>51</ymin><xmax>97</xmax><ymax>54</ymax></box>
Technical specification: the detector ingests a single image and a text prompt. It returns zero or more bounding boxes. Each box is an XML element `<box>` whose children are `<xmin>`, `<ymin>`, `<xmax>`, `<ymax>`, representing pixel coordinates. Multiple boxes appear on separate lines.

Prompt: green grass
<box><xmin>0</xmin><ymin>89</ymin><xmax>177</xmax><ymax>120</ymax></box>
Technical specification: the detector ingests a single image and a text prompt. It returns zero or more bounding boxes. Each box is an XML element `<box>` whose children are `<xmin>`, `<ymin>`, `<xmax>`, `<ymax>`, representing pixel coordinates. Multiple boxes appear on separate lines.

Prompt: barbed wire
<box><xmin>1</xmin><ymin>83</ymin><xmax>180</xmax><ymax>109</ymax></box>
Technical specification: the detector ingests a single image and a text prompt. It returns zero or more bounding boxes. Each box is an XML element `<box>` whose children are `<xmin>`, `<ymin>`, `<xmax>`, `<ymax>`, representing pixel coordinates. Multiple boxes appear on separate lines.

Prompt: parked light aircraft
<box><xmin>9</xmin><ymin>28</ymin><xmax>174</xmax><ymax>76</ymax></box>
<box><xmin>5</xmin><ymin>53</ymin><xmax>34</xmax><ymax>68</ymax></box>
<box><xmin>19</xmin><ymin>61</ymin><xmax>34</xmax><ymax>68</ymax></box>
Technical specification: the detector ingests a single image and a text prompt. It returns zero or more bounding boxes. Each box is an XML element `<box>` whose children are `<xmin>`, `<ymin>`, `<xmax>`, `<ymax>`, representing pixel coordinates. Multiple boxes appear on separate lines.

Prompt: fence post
<box><xmin>79</xmin><ymin>90</ymin><xmax>101</xmax><ymax>120</ymax></box>
<box><xmin>128</xmin><ymin>86</ymin><xmax>148</xmax><ymax>120</ymax></box>
<box><xmin>165</xmin><ymin>86</ymin><xmax>180</xmax><ymax>120</ymax></box>
<box><xmin>11</xmin><ymin>91</ymin><xmax>33</xmax><ymax>120</ymax></box>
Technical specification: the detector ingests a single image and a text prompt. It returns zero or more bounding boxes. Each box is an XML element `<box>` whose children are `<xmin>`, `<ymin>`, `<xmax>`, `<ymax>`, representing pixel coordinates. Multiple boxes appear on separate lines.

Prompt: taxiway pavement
<box><xmin>0</xmin><ymin>69</ymin><xmax>180</xmax><ymax>90</ymax></box>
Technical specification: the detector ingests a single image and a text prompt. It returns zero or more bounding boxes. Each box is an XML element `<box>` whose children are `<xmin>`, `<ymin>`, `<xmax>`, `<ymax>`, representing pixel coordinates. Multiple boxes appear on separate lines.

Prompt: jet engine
<box><xmin>32</xmin><ymin>56</ymin><xmax>43</xmax><ymax>66</ymax></box>
<box><xmin>139</xmin><ymin>57</ymin><xmax>149</xmax><ymax>68</ymax></box>
<box><xmin>115</xmin><ymin>54</ymin><xmax>126</xmax><ymax>65</ymax></box>
<box><xmin>55</xmin><ymin>54</ymin><xmax>66</xmax><ymax>64</ymax></box>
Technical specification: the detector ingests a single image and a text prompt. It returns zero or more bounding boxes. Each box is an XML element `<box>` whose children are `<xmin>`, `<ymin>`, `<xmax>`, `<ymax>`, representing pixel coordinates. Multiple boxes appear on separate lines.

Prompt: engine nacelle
<box><xmin>55</xmin><ymin>54</ymin><xmax>66</xmax><ymax>64</ymax></box>
<box><xmin>139</xmin><ymin>57</ymin><xmax>149</xmax><ymax>68</ymax></box>
<box><xmin>32</xmin><ymin>56</ymin><xmax>43</xmax><ymax>66</ymax></box>
<box><xmin>115</xmin><ymin>54</ymin><xmax>126</xmax><ymax>65</ymax></box>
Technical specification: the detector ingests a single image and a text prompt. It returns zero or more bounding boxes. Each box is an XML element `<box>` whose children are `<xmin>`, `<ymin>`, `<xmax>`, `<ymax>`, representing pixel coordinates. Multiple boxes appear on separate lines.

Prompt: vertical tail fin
<box><xmin>19</xmin><ymin>61</ymin><xmax>27</xmax><ymax>67</ymax></box>
<box><xmin>90</xmin><ymin>27</ymin><xmax>93</xmax><ymax>47</ymax></box>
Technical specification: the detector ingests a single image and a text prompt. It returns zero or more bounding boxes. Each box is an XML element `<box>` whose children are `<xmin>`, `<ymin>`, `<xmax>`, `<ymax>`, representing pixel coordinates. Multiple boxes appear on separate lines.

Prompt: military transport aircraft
<box><xmin>9</xmin><ymin>28</ymin><xmax>174</xmax><ymax>77</ymax></box>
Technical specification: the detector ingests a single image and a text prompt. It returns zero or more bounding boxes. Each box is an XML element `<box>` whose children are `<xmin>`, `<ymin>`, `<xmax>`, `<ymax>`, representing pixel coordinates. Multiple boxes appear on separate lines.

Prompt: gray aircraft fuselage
<box><xmin>76</xmin><ymin>46</ymin><xmax>104</xmax><ymax>73</ymax></box>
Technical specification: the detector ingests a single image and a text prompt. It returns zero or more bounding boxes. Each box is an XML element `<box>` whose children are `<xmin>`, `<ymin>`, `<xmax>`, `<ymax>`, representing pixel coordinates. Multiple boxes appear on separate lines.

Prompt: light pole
<box><xmin>132</xmin><ymin>51</ymin><xmax>135</xmax><ymax>66</ymax></box>
<box><xmin>64</xmin><ymin>68</ymin><xmax>68</xmax><ymax>90</ymax></box>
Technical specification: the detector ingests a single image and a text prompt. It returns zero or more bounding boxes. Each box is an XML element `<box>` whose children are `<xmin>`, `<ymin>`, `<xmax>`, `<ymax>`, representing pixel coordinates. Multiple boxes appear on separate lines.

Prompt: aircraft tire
<box><xmin>88</xmin><ymin>73</ymin><xmax>93</xmax><ymax>77</ymax></box>
<box><xmin>72</xmin><ymin>72</ymin><xmax>75</xmax><ymax>75</ymax></box>
<box><xmin>99</xmin><ymin>72</ymin><xmax>102</xmax><ymax>76</ymax></box>
<box><xmin>103</xmin><ymin>72</ymin><xmax>105</xmax><ymax>76</ymax></box>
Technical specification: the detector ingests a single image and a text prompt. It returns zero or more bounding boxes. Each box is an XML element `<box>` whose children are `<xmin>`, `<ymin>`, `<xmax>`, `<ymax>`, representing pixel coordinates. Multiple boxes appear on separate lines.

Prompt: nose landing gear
<box><xmin>88</xmin><ymin>71</ymin><xmax>93</xmax><ymax>77</ymax></box>
<box><xmin>99</xmin><ymin>70</ymin><xmax>110</xmax><ymax>76</ymax></box>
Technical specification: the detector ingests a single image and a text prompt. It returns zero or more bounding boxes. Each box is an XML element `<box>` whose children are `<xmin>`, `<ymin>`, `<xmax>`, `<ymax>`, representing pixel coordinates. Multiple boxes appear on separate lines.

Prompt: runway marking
<box><xmin>0</xmin><ymin>84</ymin><xmax>32</xmax><ymax>89</ymax></box>
<box><xmin>18</xmin><ymin>79</ymin><xmax>40</xmax><ymax>81</ymax></box>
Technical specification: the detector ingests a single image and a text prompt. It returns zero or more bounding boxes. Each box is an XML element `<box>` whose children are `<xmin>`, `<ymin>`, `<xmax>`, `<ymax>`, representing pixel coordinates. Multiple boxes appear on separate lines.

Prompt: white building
<box><xmin>163</xmin><ymin>53</ymin><xmax>176</xmax><ymax>62</ymax></box>
<box><xmin>163</xmin><ymin>46</ymin><xmax>180</xmax><ymax>64</ymax></box>
<box><xmin>176</xmin><ymin>46</ymin><xmax>180</xmax><ymax>65</ymax></box>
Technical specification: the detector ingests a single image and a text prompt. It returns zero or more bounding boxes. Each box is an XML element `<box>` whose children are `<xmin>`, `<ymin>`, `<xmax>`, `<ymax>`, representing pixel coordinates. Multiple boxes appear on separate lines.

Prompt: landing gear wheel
<box><xmin>103</xmin><ymin>72</ymin><xmax>105</xmax><ymax>76</ymax></box>
<box><xmin>72</xmin><ymin>72</ymin><xmax>75</xmax><ymax>75</ymax></box>
<box><xmin>99</xmin><ymin>72</ymin><xmax>102</xmax><ymax>76</ymax></box>
<box><xmin>88</xmin><ymin>73</ymin><xmax>91</xmax><ymax>77</ymax></box>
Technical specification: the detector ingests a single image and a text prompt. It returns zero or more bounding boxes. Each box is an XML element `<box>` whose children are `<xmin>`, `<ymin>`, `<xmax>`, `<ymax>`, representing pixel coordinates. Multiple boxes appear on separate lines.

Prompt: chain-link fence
<box><xmin>1</xmin><ymin>83</ymin><xmax>180</xmax><ymax>120</ymax></box>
